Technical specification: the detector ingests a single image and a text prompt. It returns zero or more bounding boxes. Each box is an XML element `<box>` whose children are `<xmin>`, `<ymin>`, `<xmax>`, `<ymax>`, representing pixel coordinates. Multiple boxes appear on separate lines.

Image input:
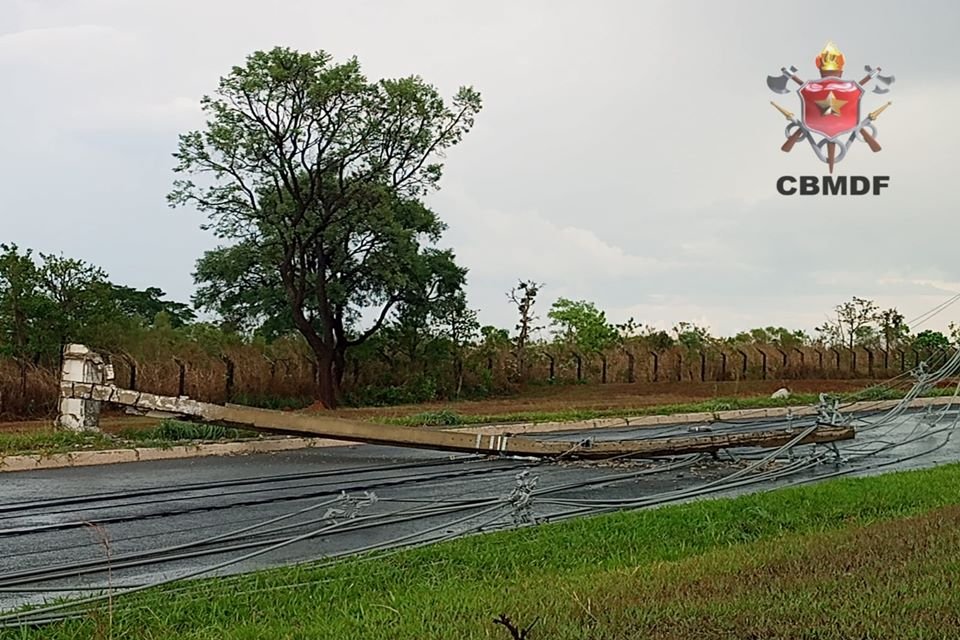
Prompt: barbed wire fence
<box><xmin>0</xmin><ymin>343</ymin><xmax>946</xmax><ymax>422</ymax></box>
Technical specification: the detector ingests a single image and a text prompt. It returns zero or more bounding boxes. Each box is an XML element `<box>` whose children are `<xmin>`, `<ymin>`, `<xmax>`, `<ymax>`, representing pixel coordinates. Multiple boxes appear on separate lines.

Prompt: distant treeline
<box><xmin>1</xmin><ymin>244</ymin><xmax>954</xmax><ymax>420</ymax></box>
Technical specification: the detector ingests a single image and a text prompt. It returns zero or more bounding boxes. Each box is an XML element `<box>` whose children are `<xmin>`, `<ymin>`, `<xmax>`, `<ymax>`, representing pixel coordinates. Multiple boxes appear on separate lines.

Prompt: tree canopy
<box><xmin>169</xmin><ymin>47</ymin><xmax>482</xmax><ymax>407</ymax></box>
<box><xmin>548</xmin><ymin>298</ymin><xmax>619</xmax><ymax>354</ymax></box>
<box><xmin>0</xmin><ymin>244</ymin><xmax>193</xmax><ymax>364</ymax></box>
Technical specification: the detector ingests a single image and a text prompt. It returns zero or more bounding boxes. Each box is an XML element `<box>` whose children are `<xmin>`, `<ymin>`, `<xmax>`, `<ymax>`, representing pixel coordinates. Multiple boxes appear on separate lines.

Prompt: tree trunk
<box><xmin>454</xmin><ymin>357</ymin><xmax>464</xmax><ymax>398</ymax></box>
<box><xmin>17</xmin><ymin>359</ymin><xmax>28</xmax><ymax>399</ymax></box>
<box><xmin>315</xmin><ymin>348</ymin><xmax>338</xmax><ymax>409</ymax></box>
<box><xmin>333</xmin><ymin>347</ymin><xmax>346</xmax><ymax>389</ymax></box>
<box><xmin>288</xmin><ymin>298</ymin><xmax>342</xmax><ymax>408</ymax></box>
<box><xmin>298</xmin><ymin>327</ymin><xmax>339</xmax><ymax>409</ymax></box>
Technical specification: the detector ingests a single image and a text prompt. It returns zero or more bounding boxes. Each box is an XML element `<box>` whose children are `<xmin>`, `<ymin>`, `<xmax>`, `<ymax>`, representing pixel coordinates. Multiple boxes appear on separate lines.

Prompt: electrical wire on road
<box><xmin>3</xmin><ymin>347</ymin><xmax>960</xmax><ymax>628</ymax></box>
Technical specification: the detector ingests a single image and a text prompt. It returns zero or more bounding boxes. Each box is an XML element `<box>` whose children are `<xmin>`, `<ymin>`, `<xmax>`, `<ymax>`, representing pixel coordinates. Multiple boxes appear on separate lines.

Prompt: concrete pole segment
<box><xmin>57</xmin><ymin>344</ymin><xmax>110</xmax><ymax>431</ymax></box>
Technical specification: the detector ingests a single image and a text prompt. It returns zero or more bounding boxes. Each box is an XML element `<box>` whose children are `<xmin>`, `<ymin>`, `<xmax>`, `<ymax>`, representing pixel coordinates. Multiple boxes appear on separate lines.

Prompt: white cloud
<box><xmin>68</xmin><ymin>95</ymin><xmax>204</xmax><ymax>132</ymax></box>
<box><xmin>2</xmin><ymin>0</ymin><xmax>960</xmax><ymax>340</ymax></box>
<box><xmin>0</xmin><ymin>24</ymin><xmax>119</xmax><ymax>55</ymax></box>
<box><xmin>434</xmin><ymin>187</ymin><xmax>680</xmax><ymax>285</ymax></box>
<box><xmin>876</xmin><ymin>276</ymin><xmax>960</xmax><ymax>295</ymax></box>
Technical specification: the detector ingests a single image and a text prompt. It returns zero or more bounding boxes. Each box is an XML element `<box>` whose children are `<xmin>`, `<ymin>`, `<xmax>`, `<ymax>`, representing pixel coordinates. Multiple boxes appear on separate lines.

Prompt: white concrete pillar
<box><xmin>57</xmin><ymin>344</ymin><xmax>108</xmax><ymax>431</ymax></box>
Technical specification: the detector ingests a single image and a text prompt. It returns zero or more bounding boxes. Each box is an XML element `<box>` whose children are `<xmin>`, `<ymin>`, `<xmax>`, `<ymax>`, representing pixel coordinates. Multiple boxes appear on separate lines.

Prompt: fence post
<box><xmin>757</xmin><ymin>349</ymin><xmax>768</xmax><ymax>380</ymax></box>
<box><xmin>865</xmin><ymin>348</ymin><xmax>874</xmax><ymax>377</ymax></box>
<box><xmin>699</xmin><ymin>352</ymin><xmax>706</xmax><ymax>382</ymax></box>
<box><xmin>830</xmin><ymin>348</ymin><xmax>841</xmax><ymax>371</ymax></box>
<box><xmin>736</xmin><ymin>349</ymin><xmax>748</xmax><ymax>378</ymax></box>
<box><xmin>600</xmin><ymin>355</ymin><xmax>608</xmax><ymax>384</ymax></box>
<box><xmin>849</xmin><ymin>348</ymin><xmax>858</xmax><ymax>375</ymax></box>
<box><xmin>720</xmin><ymin>352</ymin><xmax>727</xmax><ymax>380</ymax></box>
<box><xmin>897</xmin><ymin>349</ymin><xmax>905</xmax><ymax>372</ymax></box>
<box><xmin>119</xmin><ymin>351</ymin><xmax>138</xmax><ymax>390</ymax></box>
<box><xmin>650</xmin><ymin>352</ymin><xmax>659</xmax><ymax>382</ymax></box>
<box><xmin>173</xmin><ymin>357</ymin><xmax>187</xmax><ymax>397</ymax></box>
<box><xmin>793</xmin><ymin>348</ymin><xmax>805</xmax><ymax>366</ymax></box>
<box><xmin>573</xmin><ymin>353</ymin><xmax>583</xmax><ymax>381</ymax></box>
<box><xmin>547</xmin><ymin>354</ymin><xmax>555</xmax><ymax>381</ymax></box>
<box><xmin>222</xmin><ymin>355</ymin><xmax>235</xmax><ymax>402</ymax></box>
<box><xmin>57</xmin><ymin>344</ymin><xmax>110</xmax><ymax>432</ymax></box>
<box><xmin>625</xmin><ymin>351</ymin><xmax>636</xmax><ymax>383</ymax></box>
<box><xmin>775</xmin><ymin>348</ymin><xmax>788</xmax><ymax>377</ymax></box>
<box><xmin>676</xmin><ymin>353</ymin><xmax>683</xmax><ymax>382</ymax></box>
<box><xmin>814</xmin><ymin>349</ymin><xmax>823</xmax><ymax>371</ymax></box>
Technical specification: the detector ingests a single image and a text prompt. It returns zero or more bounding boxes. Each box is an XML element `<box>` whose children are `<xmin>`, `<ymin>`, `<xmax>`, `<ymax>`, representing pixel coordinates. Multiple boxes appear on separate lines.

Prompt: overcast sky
<box><xmin>2</xmin><ymin>0</ymin><xmax>959</xmax><ymax>338</ymax></box>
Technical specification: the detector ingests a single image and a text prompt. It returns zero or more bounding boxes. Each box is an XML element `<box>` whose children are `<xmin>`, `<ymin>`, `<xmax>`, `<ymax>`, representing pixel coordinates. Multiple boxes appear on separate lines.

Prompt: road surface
<box><xmin>1</xmin><ymin>408</ymin><xmax>957</xmax><ymax>615</ymax></box>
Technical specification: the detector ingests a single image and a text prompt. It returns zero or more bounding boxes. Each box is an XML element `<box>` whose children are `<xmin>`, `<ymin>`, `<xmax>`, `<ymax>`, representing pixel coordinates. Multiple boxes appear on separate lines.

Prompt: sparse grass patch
<box><xmin>0</xmin><ymin>420</ymin><xmax>261</xmax><ymax>457</ymax></box>
<box><xmin>10</xmin><ymin>463</ymin><xmax>960</xmax><ymax>639</ymax></box>
<box><xmin>227</xmin><ymin>393</ymin><xmax>312</xmax><ymax>411</ymax></box>
<box><xmin>403</xmin><ymin>409</ymin><xmax>466</xmax><ymax>426</ymax></box>
<box><xmin>385</xmin><ymin>386</ymin><xmax>946</xmax><ymax>427</ymax></box>
<box><xmin>117</xmin><ymin>419</ymin><xmax>258</xmax><ymax>444</ymax></box>
<box><xmin>0</xmin><ymin>429</ymin><xmax>115</xmax><ymax>457</ymax></box>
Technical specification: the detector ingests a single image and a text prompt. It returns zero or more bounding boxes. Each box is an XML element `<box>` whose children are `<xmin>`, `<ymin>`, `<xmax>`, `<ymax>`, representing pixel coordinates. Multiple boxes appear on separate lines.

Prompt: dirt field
<box><xmin>0</xmin><ymin>379</ymin><xmax>886</xmax><ymax>435</ymax></box>
<box><xmin>331</xmin><ymin>379</ymin><xmax>882</xmax><ymax>420</ymax></box>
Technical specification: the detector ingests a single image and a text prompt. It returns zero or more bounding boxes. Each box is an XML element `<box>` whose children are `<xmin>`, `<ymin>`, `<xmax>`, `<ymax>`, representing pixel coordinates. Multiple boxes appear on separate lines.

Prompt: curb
<box><xmin>0</xmin><ymin>437</ymin><xmax>357</xmax><ymax>473</ymax></box>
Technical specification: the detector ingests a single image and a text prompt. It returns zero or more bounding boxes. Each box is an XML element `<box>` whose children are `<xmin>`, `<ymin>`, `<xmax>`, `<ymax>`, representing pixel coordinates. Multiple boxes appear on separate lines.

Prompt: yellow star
<box><xmin>815</xmin><ymin>91</ymin><xmax>847</xmax><ymax>117</ymax></box>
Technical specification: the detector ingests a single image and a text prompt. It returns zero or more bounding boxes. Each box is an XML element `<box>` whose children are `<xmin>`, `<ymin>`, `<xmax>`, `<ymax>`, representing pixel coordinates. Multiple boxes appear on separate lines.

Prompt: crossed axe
<box><xmin>766</xmin><ymin>64</ymin><xmax>895</xmax><ymax>172</ymax></box>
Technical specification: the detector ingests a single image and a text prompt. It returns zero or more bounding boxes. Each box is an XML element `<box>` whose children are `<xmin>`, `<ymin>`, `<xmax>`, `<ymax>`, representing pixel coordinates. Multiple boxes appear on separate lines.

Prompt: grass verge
<box><xmin>9</xmin><ymin>462</ymin><xmax>960</xmax><ymax>639</ymax></box>
<box><xmin>389</xmin><ymin>386</ymin><xmax>957</xmax><ymax>426</ymax></box>
<box><xmin>0</xmin><ymin>420</ymin><xmax>261</xmax><ymax>457</ymax></box>
<box><xmin>116</xmin><ymin>420</ymin><xmax>258</xmax><ymax>446</ymax></box>
<box><xmin>0</xmin><ymin>430</ymin><xmax>115</xmax><ymax>457</ymax></box>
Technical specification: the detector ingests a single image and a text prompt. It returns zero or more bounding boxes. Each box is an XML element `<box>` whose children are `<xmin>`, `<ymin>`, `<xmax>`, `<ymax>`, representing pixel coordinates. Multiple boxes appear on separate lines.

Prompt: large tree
<box><xmin>1</xmin><ymin>246</ymin><xmax>197</xmax><ymax>362</ymax></box>
<box><xmin>547</xmin><ymin>298</ymin><xmax>619</xmax><ymax>354</ymax></box>
<box><xmin>36</xmin><ymin>252</ymin><xmax>112</xmax><ymax>357</ymax></box>
<box><xmin>507</xmin><ymin>280</ymin><xmax>543</xmax><ymax>379</ymax></box>
<box><xmin>108</xmin><ymin>285</ymin><xmax>197</xmax><ymax>328</ymax></box>
<box><xmin>432</xmin><ymin>291</ymin><xmax>480</xmax><ymax>397</ymax></box>
<box><xmin>878</xmin><ymin>307</ymin><xmax>909</xmax><ymax>352</ymax></box>
<box><xmin>169</xmin><ymin>47</ymin><xmax>482</xmax><ymax>407</ymax></box>
<box><xmin>0</xmin><ymin>245</ymin><xmax>53</xmax><ymax>389</ymax></box>
<box><xmin>817</xmin><ymin>296</ymin><xmax>880</xmax><ymax>349</ymax></box>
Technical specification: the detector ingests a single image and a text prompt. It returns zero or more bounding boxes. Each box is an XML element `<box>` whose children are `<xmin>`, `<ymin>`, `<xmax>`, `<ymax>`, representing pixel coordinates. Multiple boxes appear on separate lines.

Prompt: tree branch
<box><xmin>346</xmin><ymin>296</ymin><xmax>399</xmax><ymax>347</ymax></box>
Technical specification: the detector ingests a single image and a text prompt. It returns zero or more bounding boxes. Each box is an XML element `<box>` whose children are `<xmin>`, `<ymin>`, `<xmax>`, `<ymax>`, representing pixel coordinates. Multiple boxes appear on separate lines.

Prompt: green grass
<box><xmin>228</xmin><ymin>393</ymin><xmax>313</xmax><ymax>411</ymax></box>
<box><xmin>542</xmin><ymin>504</ymin><xmax>960</xmax><ymax>639</ymax></box>
<box><xmin>0</xmin><ymin>430</ymin><xmax>115</xmax><ymax>457</ymax></box>
<box><xmin>116</xmin><ymin>420</ymin><xmax>259</xmax><ymax>444</ymax></box>
<box><xmin>10</xmin><ymin>462</ymin><xmax>960</xmax><ymax>639</ymax></box>
<box><xmin>389</xmin><ymin>385</ymin><xmax>954</xmax><ymax>427</ymax></box>
<box><xmin>0</xmin><ymin>420</ymin><xmax>261</xmax><ymax>457</ymax></box>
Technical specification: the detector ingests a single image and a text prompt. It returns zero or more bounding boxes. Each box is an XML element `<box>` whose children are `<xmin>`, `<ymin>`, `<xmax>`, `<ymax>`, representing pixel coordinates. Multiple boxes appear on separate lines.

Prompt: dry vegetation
<box><xmin>0</xmin><ymin>341</ymin><xmax>917</xmax><ymax>423</ymax></box>
<box><xmin>332</xmin><ymin>378</ymin><xmax>882</xmax><ymax>421</ymax></box>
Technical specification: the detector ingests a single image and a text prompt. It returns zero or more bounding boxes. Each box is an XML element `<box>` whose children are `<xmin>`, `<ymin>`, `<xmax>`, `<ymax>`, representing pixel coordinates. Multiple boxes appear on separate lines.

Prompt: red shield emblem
<box><xmin>799</xmin><ymin>79</ymin><xmax>863</xmax><ymax>139</ymax></box>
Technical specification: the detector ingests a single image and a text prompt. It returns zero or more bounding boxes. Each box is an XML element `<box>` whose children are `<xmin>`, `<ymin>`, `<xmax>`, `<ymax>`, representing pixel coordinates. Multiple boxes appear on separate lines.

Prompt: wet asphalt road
<box><xmin>1</xmin><ymin>410</ymin><xmax>958</xmax><ymax>612</ymax></box>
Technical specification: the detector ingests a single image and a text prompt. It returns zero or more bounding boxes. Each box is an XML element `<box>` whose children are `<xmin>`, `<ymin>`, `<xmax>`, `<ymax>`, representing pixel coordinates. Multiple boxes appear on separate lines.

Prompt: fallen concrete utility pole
<box><xmin>61</xmin><ymin>380</ymin><xmax>854</xmax><ymax>460</ymax></box>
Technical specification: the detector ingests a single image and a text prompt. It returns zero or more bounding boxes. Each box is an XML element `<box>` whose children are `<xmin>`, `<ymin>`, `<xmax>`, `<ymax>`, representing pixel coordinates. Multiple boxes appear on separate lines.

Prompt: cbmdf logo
<box><xmin>767</xmin><ymin>42</ymin><xmax>896</xmax><ymax>195</ymax></box>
